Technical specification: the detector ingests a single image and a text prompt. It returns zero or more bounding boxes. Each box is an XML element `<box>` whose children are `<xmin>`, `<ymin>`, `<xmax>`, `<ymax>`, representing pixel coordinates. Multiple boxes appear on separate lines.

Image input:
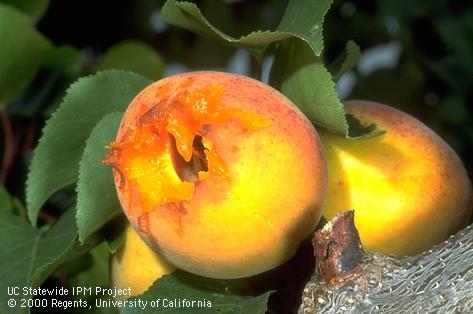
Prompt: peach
<box><xmin>110</xmin><ymin>225</ymin><xmax>175</xmax><ymax>299</ymax></box>
<box><xmin>320</xmin><ymin>100</ymin><xmax>473</xmax><ymax>256</ymax></box>
<box><xmin>104</xmin><ymin>71</ymin><xmax>327</xmax><ymax>278</ymax></box>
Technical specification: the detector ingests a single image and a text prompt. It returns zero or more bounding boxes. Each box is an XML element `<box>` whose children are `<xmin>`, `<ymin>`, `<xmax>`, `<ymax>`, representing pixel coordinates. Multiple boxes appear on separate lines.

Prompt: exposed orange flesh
<box><xmin>104</xmin><ymin>79</ymin><xmax>269</xmax><ymax>213</ymax></box>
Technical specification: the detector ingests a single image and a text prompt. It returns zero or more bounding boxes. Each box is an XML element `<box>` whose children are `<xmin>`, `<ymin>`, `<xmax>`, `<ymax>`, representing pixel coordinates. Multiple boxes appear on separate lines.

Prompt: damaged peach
<box><xmin>105</xmin><ymin>71</ymin><xmax>327</xmax><ymax>279</ymax></box>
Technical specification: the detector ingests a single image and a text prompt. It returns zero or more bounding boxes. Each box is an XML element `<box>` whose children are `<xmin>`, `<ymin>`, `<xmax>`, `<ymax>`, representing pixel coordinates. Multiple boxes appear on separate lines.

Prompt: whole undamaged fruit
<box><xmin>320</xmin><ymin>100</ymin><xmax>473</xmax><ymax>256</ymax></box>
<box><xmin>104</xmin><ymin>71</ymin><xmax>327</xmax><ymax>278</ymax></box>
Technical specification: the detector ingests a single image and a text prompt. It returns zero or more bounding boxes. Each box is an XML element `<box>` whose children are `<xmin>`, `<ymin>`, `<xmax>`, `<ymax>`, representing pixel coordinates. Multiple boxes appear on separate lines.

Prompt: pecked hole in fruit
<box><xmin>104</xmin><ymin>80</ymin><xmax>271</xmax><ymax>215</ymax></box>
<box><xmin>168</xmin><ymin>133</ymin><xmax>208</xmax><ymax>183</ymax></box>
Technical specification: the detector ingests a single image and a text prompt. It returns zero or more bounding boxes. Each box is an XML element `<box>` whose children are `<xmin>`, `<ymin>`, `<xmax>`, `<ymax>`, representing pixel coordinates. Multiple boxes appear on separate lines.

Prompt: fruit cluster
<box><xmin>107</xmin><ymin>72</ymin><xmax>472</xmax><ymax>294</ymax></box>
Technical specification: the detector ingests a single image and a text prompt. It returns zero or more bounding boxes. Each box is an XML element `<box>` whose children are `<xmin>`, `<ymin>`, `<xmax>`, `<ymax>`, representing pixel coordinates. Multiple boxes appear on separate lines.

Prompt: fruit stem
<box><xmin>313</xmin><ymin>210</ymin><xmax>365</xmax><ymax>282</ymax></box>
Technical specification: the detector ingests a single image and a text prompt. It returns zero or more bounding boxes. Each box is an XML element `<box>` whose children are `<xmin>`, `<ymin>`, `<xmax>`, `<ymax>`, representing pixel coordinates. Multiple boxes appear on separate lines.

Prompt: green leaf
<box><xmin>270</xmin><ymin>38</ymin><xmax>349</xmax><ymax>135</ymax></box>
<box><xmin>328</xmin><ymin>40</ymin><xmax>361</xmax><ymax>81</ymax></box>
<box><xmin>0</xmin><ymin>208</ymin><xmax>77</xmax><ymax>314</ymax></box>
<box><xmin>276</xmin><ymin>0</ymin><xmax>333</xmax><ymax>56</ymax></box>
<box><xmin>76</xmin><ymin>112</ymin><xmax>123</xmax><ymax>243</ymax></box>
<box><xmin>0</xmin><ymin>186</ymin><xmax>12</xmax><ymax>213</ymax></box>
<box><xmin>61</xmin><ymin>233</ymin><xmax>103</xmax><ymax>266</ymax></box>
<box><xmin>161</xmin><ymin>0</ymin><xmax>288</xmax><ymax>60</ymax></box>
<box><xmin>161</xmin><ymin>0</ymin><xmax>332</xmax><ymax>60</ymax></box>
<box><xmin>12</xmin><ymin>197</ymin><xmax>27</xmax><ymax>218</ymax></box>
<box><xmin>270</xmin><ymin>38</ymin><xmax>380</xmax><ymax>138</ymax></box>
<box><xmin>26</xmin><ymin>70</ymin><xmax>152</xmax><ymax>225</ymax></box>
<box><xmin>120</xmin><ymin>271</ymin><xmax>272</xmax><ymax>314</ymax></box>
<box><xmin>0</xmin><ymin>0</ymin><xmax>50</xmax><ymax>23</ymax></box>
<box><xmin>98</xmin><ymin>40</ymin><xmax>165</xmax><ymax>81</ymax></box>
<box><xmin>0</xmin><ymin>4</ymin><xmax>52</xmax><ymax>107</ymax></box>
<box><xmin>346</xmin><ymin>114</ymin><xmax>385</xmax><ymax>139</ymax></box>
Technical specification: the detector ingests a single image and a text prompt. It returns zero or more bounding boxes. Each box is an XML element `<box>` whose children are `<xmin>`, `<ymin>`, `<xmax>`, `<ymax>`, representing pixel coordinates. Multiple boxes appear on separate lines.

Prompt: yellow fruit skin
<box><xmin>321</xmin><ymin>100</ymin><xmax>473</xmax><ymax>256</ymax></box>
<box><xmin>113</xmin><ymin>71</ymin><xmax>327</xmax><ymax>279</ymax></box>
<box><xmin>110</xmin><ymin>225</ymin><xmax>175</xmax><ymax>299</ymax></box>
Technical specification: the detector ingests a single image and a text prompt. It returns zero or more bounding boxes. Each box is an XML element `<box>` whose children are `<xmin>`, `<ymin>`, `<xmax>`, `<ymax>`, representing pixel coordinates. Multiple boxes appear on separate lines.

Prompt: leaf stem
<box><xmin>22</xmin><ymin>120</ymin><xmax>37</xmax><ymax>154</ymax></box>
